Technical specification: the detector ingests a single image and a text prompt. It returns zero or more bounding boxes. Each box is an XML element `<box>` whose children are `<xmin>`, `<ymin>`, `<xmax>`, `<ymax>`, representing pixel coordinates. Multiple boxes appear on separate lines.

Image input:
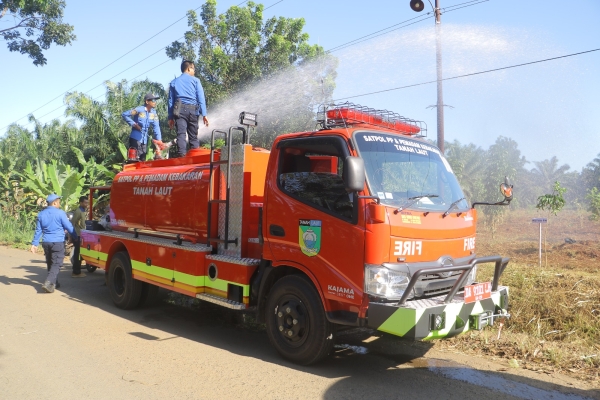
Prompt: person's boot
<box><xmin>72</xmin><ymin>272</ymin><xmax>86</xmax><ymax>278</ymax></box>
<box><xmin>42</xmin><ymin>281</ymin><xmax>55</xmax><ymax>293</ymax></box>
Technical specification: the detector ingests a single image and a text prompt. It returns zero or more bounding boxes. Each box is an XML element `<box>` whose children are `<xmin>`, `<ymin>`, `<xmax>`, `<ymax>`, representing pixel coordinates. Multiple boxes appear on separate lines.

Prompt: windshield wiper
<box><xmin>394</xmin><ymin>194</ymin><xmax>439</xmax><ymax>214</ymax></box>
<box><xmin>442</xmin><ymin>197</ymin><xmax>467</xmax><ymax>217</ymax></box>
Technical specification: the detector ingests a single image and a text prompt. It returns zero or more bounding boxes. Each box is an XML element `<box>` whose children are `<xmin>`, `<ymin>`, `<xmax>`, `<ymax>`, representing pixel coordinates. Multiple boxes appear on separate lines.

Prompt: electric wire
<box><xmin>1</xmin><ymin>0</ymin><xmax>277</xmax><ymax>130</ymax></box>
<box><xmin>2</xmin><ymin>0</ymin><xmax>471</xmax><ymax>130</ymax></box>
<box><xmin>32</xmin><ymin>59</ymin><xmax>174</xmax><ymax>123</ymax></box>
<box><xmin>333</xmin><ymin>48</ymin><xmax>600</xmax><ymax>102</ymax></box>
<box><xmin>328</xmin><ymin>0</ymin><xmax>489</xmax><ymax>53</ymax></box>
<box><xmin>2</xmin><ymin>6</ymin><xmax>205</xmax><ymax>130</ymax></box>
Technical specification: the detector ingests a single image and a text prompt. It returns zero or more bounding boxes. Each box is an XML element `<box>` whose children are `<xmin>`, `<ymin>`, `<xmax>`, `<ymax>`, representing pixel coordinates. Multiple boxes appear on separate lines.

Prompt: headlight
<box><xmin>365</xmin><ymin>265</ymin><xmax>410</xmax><ymax>299</ymax></box>
<box><xmin>465</xmin><ymin>265</ymin><xmax>477</xmax><ymax>286</ymax></box>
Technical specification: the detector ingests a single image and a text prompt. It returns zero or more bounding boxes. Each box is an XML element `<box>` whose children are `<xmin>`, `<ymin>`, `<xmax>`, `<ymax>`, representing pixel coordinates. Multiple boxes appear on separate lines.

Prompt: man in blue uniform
<box><xmin>122</xmin><ymin>93</ymin><xmax>162</xmax><ymax>161</ymax></box>
<box><xmin>168</xmin><ymin>60</ymin><xmax>209</xmax><ymax>157</ymax></box>
<box><xmin>30</xmin><ymin>194</ymin><xmax>79</xmax><ymax>293</ymax></box>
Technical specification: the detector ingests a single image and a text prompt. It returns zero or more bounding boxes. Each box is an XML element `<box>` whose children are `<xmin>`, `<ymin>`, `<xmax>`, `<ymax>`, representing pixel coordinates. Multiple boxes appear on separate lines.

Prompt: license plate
<box><xmin>464</xmin><ymin>282</ymin><xmax>492</xmax><ymax>304</ymax></box>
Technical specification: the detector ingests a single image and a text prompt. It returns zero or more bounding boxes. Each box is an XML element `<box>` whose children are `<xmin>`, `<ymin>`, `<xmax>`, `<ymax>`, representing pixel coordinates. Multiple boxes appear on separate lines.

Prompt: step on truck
<box><xmin>81</xmin><ymin>103</ymin><xmax>512</xmax><ymax>365</ymax></box>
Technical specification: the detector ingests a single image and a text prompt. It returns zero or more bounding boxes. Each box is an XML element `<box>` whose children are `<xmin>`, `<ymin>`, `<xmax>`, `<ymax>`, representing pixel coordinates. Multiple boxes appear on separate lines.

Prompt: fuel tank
<box><xmin>110</xmin><ymin>162</ymin><xmax>215</xmax><ymax>240</ymax></box>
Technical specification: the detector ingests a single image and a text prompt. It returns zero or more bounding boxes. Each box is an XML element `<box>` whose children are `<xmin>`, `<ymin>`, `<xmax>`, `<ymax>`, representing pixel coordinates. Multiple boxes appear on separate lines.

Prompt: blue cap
<box><xmin>46</xmin><ymin>193</ymin><xmax>61</xmax><ymax>203</ymax></box>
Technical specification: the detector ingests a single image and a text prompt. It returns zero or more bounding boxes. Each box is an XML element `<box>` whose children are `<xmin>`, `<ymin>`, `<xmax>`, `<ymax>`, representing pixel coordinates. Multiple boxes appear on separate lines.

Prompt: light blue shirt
<box><xmin>32</xmin><ymin>206</ymin><xmax>78</xmax><ymax>245</ymax></box>
<box><xmin>168</xmin><ymin>73</ymin><xmax>207</xmax><ymax>118</ymax></box>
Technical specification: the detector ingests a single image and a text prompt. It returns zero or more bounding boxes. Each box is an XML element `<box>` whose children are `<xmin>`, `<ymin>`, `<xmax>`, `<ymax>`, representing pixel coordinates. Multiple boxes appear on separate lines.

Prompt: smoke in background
<box><xmin>331</xmin><ymin>24</ymin><xmax>595</xmax><ymax>171</ymax></box>
<box><xmin>198</xmin><ymin>24</ymin><xmax>595</xmax><ymax>169</ymax></box>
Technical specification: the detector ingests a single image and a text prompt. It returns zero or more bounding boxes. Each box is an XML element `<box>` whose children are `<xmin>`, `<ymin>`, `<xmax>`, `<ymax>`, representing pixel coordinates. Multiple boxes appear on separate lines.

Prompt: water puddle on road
<box><xmin>411</xmin><ymin>358</ymin><xmax>591</xmax><ymax>400</ymax></box>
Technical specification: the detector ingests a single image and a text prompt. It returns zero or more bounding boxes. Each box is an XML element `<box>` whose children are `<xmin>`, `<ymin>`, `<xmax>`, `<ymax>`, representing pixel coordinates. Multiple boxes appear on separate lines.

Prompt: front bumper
<box><xmin>367</xmin><ymin>255</ymin><xmax>510</xmax><ymax>340</ymax></box>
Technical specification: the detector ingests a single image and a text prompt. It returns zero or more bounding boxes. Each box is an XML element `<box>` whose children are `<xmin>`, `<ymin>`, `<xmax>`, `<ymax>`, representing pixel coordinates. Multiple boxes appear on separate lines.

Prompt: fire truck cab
<box><xmin>81</xmin><ymin>103</ymin><xmax>511</xmax><ymax>365</ymax></box>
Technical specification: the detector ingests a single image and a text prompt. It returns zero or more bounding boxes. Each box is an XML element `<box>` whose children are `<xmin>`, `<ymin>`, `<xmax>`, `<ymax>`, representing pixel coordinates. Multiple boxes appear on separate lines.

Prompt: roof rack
<box><xmin>317</xmin><ymin>102</ymin><xmax>427</xmax><ymax>137</ymax></box>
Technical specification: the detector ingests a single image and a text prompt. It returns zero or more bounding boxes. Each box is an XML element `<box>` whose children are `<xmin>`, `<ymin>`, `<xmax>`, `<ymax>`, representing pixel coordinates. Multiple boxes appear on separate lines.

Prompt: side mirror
<box><xmin>500</xmin><ymin>176</ymin><xmax>513</xmax><ymax>201</ymax></box>
<box><xmin>344</xmin><ymin>156</ymin><xmax>365</xmax><ymax>192</ymax></box>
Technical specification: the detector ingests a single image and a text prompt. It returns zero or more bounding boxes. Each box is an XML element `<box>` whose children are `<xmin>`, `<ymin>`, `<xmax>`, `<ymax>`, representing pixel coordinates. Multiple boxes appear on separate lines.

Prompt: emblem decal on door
<box><xmin>299</xmin><ymin>219</ymin><xmax>321</xmax><ymax>257</ymax></box>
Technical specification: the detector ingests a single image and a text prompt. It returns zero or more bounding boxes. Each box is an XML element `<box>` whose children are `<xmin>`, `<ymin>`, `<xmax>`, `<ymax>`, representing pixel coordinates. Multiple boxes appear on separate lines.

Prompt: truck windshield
<box><xmin>354</xmin><ymin>131</ymin><xmax>468</xmax><ymax>212</ymax></box>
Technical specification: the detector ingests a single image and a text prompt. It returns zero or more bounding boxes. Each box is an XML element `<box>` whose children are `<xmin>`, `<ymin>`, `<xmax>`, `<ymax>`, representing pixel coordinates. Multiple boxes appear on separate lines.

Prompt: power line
<box><xmin>2</xmin><ymin>0</ymin><xmax>280</xmax><ymax>130</ymax></box>
<box><xmin>327</xmin><ymin>0</ymin><xmax>489</xmax><ymax>53</ymax></box>
<box><xmin>32</xmin><ymin>59</ymin><xmax>174</xmax><ymax>123</ymax></box>
<box><xmin>333</xmin><ymin>48</ymin><xmax>600</xmax><ymax>101</ymax></box>
<box><xmin>265</xmin><ymin>0</ymin><xmax>283</xmax><ymax>10</ymax></box>
<box><xmin>3</xmin><ymin>7</ymin><xmax>203</xmax><ymax>130</ymax></box>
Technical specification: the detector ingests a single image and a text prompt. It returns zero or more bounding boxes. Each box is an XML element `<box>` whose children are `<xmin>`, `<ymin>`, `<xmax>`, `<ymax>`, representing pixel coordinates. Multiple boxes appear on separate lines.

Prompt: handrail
<box><xmin>206</xmin><ymin>126</ymin><xmax>247</xmax><ymax>249</ymax></box>
<box><xmin>397</xmin><ymin>255</ymin><xmax>510</xmax><ymax>306</ymax></box>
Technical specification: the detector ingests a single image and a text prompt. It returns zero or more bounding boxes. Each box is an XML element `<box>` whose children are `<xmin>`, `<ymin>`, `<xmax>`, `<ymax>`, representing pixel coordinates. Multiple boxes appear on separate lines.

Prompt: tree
<box><xmin>0</xmin><ymin>116</ymin><xmax>83</xmax><ymax>171</ymax></box>
<box><xmin>536</xmin><ymin>181</ymin><xmax>567</xmax><ymax>216</ymax></box>
<box><xmin>530</xmin><ymin>156</ymin><xmax>570</xmax><ymax>191</ymax></box>
<box><xmin>586</xmin><ymin>187</ymin><xmax>600</xmax><ymax>220</ymax></box>
<box><xmin>535</xmin><ymin>181</ymin><xmax>567</xmax><ymax>267</ymax></box>
<box><xmin>480</xmin><ymin>137</ymin><xmax>527</xmax><ymax>236</ymax></box>
<box><xmin>165</xmin><ymin>0</ymin><xmax>337</xmax><ymax>148</ymax></box>
<box><xmin>444</xmin><ymin>140</ymin><xmax>486</xmax><ymax>204</ymax></box>
<box><xmin>0</xmin><ymin>0</ymin><xmax>75</xmax><ymax>65</ymax></box>
<box><xmin>65</xmin><ymin>79</ymin><xmax>169</xmax><ymax>162</ymax></box>
<box><xmin>582</xmin><ymin>153</ymin><xmax>600</xmax><ymax>191</ymax></box>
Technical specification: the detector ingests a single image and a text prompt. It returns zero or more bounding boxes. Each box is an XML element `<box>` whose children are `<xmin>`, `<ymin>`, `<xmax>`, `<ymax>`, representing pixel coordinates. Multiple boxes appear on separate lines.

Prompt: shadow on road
<box><xmin>4</xmin><ymin>259</ymin><xmax>599</xmax><ymax>400</ymax></box>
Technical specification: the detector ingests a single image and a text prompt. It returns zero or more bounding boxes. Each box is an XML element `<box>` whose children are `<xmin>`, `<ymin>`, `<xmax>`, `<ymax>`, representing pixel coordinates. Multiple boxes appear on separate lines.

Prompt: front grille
<box><xmin>423</xmin><ymin>285</ymin><xmax>454</xmax><ymax>296</ymax></box>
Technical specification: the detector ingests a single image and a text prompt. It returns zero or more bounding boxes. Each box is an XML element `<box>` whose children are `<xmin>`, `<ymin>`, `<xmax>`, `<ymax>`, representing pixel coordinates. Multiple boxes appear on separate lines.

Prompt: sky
<box><xmin>0</xmin><ymin>0</ymin><xmax>598</xmax><ymax>171</ymax></box>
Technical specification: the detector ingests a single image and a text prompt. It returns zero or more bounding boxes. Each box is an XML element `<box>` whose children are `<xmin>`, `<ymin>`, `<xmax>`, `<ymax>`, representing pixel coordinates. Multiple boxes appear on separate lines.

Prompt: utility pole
<box><xmin>410</xmin><ymin>0</ymin><xmax>445</xmax><ymax>154</ymax></box>
<box><xmin>434</xmin><ymin>0</ymin><xmax>444</xmax><ymax>154</ymax></box>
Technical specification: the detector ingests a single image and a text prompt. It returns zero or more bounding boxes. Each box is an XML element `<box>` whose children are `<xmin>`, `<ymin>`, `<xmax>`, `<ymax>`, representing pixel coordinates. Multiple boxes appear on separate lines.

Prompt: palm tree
<box><xmin>531</xmin><ymin>156</ymin><xmax>570</xmax><ymax>192</ymax></box>
<box><xmin>65</xmin><ymin>79</ymin><xmax>167</xmax><ymax>162</ymax></box>
<box><xmin>444</xmin><ymin>140</ymin><xmax>486</xmax><ymax>203</ymax></box>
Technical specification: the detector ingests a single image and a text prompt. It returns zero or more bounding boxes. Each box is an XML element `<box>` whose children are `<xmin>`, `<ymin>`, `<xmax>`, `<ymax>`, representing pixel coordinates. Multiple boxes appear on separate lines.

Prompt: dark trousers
<box><xmin>42</xmin><ymin>242</ymin><xmax>65</xmax><ymax>285</ymax></box>
<box><xmin>175</xmin><ymin>105</ymin><xmax>199</xmax><ymax>157</ymax></box>
<box><xmin>129</xmin><ymin>137</ymin><xmax>148</xmax><ymax>161</ymax></box>
<box><xmin>72</xmin><ymin>238</ymin><xmax>81</xmax><ymax>274</ymax></box>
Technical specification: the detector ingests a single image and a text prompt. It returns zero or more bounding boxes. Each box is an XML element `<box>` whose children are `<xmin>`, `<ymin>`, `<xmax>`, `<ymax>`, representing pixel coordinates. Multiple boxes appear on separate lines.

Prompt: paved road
<box><xmin>0</xmin><ymin>246</ymin><xmax>597</xmax><ymax>400</ymax></box>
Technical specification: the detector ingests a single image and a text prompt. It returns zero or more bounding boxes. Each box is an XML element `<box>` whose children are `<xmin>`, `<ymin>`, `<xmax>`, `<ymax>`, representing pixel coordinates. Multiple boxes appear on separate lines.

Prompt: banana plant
<box><xmin>19</xmin><ymin>159</ymin><xmax>84</xmax><ymax>212</ymax></box>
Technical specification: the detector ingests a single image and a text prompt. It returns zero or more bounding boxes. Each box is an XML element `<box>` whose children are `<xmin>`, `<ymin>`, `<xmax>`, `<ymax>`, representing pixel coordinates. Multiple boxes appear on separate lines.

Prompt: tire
<box><xmin>108</xmin><ymin>251</ymin><xmax>143</xmax><ymax>309</ymax></box>
<box><xmin>86</xmin><ymin>265</ymin><xmax>97</xmax><ymax>273</ymax></box>
<box><xmin>265</xmin><ymin>275</ymin><xmax>335</xmax><ymax>365</ymax></box>
<box><xmin>138</xmin><ymin>282</ymin><xmax>160</xmax><ymax>307</ymax></box>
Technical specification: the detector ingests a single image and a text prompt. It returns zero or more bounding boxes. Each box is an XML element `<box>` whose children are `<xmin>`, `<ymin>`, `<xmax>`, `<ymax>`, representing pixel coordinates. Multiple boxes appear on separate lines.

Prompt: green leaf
<box><xmin>71</xmin><ymin>146</ymin><xmax>87</xmax><ymax>167</ymax></box>
<box><xmin>117</xmin><ymin>142</ymin><xmax>127</xmax><ymax>160</ymax></box>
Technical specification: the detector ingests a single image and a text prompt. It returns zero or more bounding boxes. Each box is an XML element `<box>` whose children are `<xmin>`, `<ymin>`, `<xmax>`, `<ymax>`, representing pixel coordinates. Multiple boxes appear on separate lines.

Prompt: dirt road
<box><xmin>0</xmin><ymin>245</ymin><xmax>597</xmax><ymax>400</ymax></box>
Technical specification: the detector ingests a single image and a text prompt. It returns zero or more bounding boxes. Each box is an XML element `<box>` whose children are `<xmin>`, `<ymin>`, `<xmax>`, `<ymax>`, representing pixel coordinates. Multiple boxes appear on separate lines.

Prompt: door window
<box><xmin>277</xmin><ymin>137</ymin><xmax>353</xmax><ymax>221</ymax></box>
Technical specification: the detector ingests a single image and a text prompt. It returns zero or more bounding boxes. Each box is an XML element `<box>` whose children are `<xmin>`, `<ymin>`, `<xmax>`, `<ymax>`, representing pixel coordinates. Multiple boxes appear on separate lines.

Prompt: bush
<box><xmin>587</xmin><ymin>187</ymin><xmax>600</xmax><ymax>220</ymax></box>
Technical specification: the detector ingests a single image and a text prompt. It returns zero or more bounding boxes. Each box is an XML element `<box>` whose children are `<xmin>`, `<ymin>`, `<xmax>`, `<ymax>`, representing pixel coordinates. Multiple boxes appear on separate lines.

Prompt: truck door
<box><xmin>264</xmin><ymin>136</ymin><xmax>365</xmax><ymax>309</ymax></box>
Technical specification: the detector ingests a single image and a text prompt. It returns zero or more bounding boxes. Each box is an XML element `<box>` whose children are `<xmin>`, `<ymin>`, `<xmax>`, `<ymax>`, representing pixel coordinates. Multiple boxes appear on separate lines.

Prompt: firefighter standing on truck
<box><xmin>168</xmin><ymin>60</ymin><xmax>209</xmax><ymax>157</ymax></box>
<box><xmin>122</xmin><ymin>93</ymin><xmax>163</xmax><ymax>161</ymax></box>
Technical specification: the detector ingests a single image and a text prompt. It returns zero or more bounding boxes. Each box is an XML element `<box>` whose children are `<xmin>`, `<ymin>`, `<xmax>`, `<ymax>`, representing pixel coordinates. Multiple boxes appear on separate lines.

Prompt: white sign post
<box><xmin>532</xmin><ymin>218</ymin><xmax>548</xmax><ymax>267</ymax></box>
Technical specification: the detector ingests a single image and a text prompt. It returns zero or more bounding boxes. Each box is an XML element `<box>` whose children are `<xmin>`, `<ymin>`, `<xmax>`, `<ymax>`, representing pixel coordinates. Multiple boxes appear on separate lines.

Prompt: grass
<box><xmin>0</xmin><ymin>211</ymin><xmax>34</xmax><ymax>249</ymax></box>
<box><xmin>435</xmin><ymin>262</ymin><xmax>600</xmax><ymax>383</ymax></box>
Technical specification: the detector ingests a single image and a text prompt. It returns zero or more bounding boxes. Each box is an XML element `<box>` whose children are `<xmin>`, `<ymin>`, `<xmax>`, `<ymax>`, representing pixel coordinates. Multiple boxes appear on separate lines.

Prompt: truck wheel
<box><xmin>108</xmin><ymin>251</ymin><xmax>142</xmax><ymax>309</ymax></box>
<box><xmin>86</xmin><ymin>265</ymin><xmax>97</xmax><ymax>273</ymax></box>
<box><xmin>138</xmin><ymin>282</ymin><xmax>160</xmax><ymax>307</ymax></box>
<box><xmin>265</xmin><ymin>275</ymin><xmax>335</xmax><ymax>365</ymax></box>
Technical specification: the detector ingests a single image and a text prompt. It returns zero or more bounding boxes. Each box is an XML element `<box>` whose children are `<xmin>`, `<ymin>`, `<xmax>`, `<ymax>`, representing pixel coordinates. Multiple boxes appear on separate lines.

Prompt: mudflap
<box><xmin>367</xmin><ymin>286</ymin><xmax>509</xmax><ymax>340</ymax></box>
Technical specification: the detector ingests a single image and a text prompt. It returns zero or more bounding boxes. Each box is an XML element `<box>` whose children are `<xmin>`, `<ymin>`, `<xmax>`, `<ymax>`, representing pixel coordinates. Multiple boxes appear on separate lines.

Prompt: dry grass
<box><xmin>435</xmin><ymin>209</ymin><xmax>600</xmax><ymax>383</ymax></box>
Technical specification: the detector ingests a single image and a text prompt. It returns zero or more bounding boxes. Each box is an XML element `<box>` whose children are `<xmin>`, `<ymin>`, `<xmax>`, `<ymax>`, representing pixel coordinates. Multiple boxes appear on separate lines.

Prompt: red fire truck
<box><xmin>81</xmin><ymin>103</ymin><xmax>512</xmax><ymax>365</ymax></box>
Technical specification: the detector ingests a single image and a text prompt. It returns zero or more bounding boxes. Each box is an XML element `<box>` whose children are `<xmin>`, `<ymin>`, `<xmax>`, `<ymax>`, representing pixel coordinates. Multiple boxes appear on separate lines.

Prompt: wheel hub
<box><xmin>276</xmin><ymin>298</ymin><xmax>308</xmax><ymax>346</ymax></box>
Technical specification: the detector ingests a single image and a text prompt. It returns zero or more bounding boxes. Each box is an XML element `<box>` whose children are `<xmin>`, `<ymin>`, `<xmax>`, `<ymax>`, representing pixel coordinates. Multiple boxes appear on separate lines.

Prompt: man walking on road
<box><xmin>30</xmin><ymin>194</ymin><xmax>79</xmax><ymax>293</ymax></box>
<box><xmin>122</xmin><ymin>93</ymin><xmax>163</xmax><ymax>161</ymax></box>
<box><xmin>69</xmin><ymin>195</ymin><xmax>88</xmax><ymax>278</ymax></box>
<box><xmin>168</xmin><ymin>60</ymin><xmax>209</xmax><ymax>157</ymax></box>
